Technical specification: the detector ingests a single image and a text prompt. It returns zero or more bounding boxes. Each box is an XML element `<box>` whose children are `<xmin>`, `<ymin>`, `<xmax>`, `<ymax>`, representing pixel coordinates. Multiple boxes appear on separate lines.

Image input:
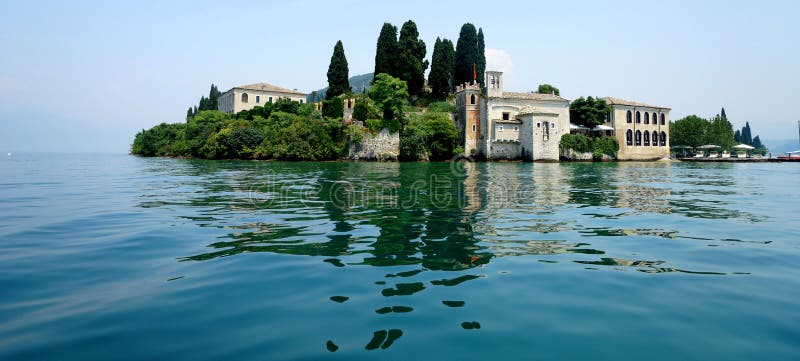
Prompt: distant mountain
<box><xmin>307</xmin><ymin>73</ymin><xmax>374</xmax><ymax>103</ymax></box>
<box><xmin>768</xmin><ymin>139</ymin><xmax>800</xmax><ymax>155</ymax></box>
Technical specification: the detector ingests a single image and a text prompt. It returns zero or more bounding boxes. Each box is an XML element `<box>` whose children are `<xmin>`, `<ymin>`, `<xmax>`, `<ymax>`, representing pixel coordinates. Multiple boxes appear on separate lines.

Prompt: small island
<box><xmin>132</xmin><ymin>21</ymin><xmax>769</xmax><ymax>162</ymax></box>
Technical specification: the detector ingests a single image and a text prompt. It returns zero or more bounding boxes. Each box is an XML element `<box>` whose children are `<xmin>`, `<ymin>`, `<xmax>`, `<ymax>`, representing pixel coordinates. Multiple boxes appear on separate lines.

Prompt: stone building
<box><xmin>602</xmin><ymin>97</ymin><xmax>670</xmax><ymax>160</ymax></box>
<box><xmin>455</xmin><ymin>71</ymin><xmax>570</xmax><ymax>161</ymax></box>
<box><xmin>217</xmin><ymin>82</ymin><xmax>307</xmax><ymax>114</ymax></box>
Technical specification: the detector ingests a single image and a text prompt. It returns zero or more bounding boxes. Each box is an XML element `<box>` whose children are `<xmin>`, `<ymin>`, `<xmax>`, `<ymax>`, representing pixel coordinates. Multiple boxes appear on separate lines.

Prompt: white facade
<box><xmin>217</xmin><ymin>82</ymin><xmax>307</xmax><ymax>114</ymax></box>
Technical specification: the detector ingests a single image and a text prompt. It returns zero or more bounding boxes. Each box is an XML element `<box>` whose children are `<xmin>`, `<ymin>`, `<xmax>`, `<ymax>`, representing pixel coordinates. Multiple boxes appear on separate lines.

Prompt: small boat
<box><xmin>776</xmin><ymin>150</ymin><xmax>800</xmax><ymax>161</ymax></box>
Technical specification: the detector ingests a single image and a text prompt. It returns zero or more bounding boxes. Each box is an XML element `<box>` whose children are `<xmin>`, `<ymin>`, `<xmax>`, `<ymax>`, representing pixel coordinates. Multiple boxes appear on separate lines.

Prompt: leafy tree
<box><xmin>537</xmin><ymin>84</ymin><xmax>560</xmax><ymax>96</ymax></box>
<box><xmin>396</xmin><ymin>20</ymin><xmax>428</xmax><ymax>97</ymax></box>
<box><xmin>428</xmin><ymin>37</ymin><xmax>455</xmax><ymax>100</ymax></box>
<box><xmin>476</xmin><ymin>28</ymin><xmax>486</xmax><ymax>89</ymax></box>
<box><xmin>752</xmin><ymin>135</ymin><xmax>762</xmax><ymax>148</ymax></box>
<box><xmin>400</xmin><ymin>111</ymin><xmax>460</xmax><ymax>160</ymax></box>
<box><xmin>569</xmin><ymin>96</ymin><xmax>611</xmax><ymax>127</ymax></box>
<box><xmin>368</xmin><ymin>73</ymin><xmax>409</xmax><ymax>123</ymax></box>
<box><xmin>454</xmin><ymin>23</ymin><xmax>479</xmax><ymax>86</ymax></box>
<box><xmin>322</xmin><ymin>97</ymin><xmax>344</xmax><ymax>119</ymax></box>
<box><xmin>670</xmin><ymin>115</ymin><xmax>709</xmax><ymax>148</ymax></box>
<box><xmin>374</xmin><ymin>23</ymin><xmax>399</xmax><ymax>79</ymax></box>
<box><xmin>326</xmin><ymin>40</ymin><xmax>351</xmax><ymax>99</ymax></box>
<box><xmin>741</xmin><ymin>122</ymin><xmax>752</xmax><ymax>145</ymax></box>
<box><xmin>706</xmin><ymin>115</ymin><xmax>734</xmax><ymax>147</ymax></box>
<box><xmin>352</xmin><ymin>95</ymin><xmax>381</xmax><ymax>122</ymax></box>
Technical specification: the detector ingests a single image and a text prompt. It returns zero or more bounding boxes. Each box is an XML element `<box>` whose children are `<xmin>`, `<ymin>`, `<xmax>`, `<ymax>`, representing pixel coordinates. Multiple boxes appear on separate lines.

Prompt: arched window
<box><xmin>644</xmin><ymin>112</ymin><xmax>650</xmax><ymax>124</ymax></box>
<box><xmin>241</xmin><ymin>93</ymin><xmax>249</xmax><ymax>103</ymax></box>
<box><xmin>470</xmin><ymin>94</ymin><xmax>476</xmax><ymax>104</ymax></box>
<box><xmin>643</xmin><ymin>131</ymin><xmax>650</xmax><ymax>146</ymax></box>
<box><xmin>626</xmin><ymin>110</ymin><xmax>632</xmax><ymax>123</ymax></box>
<box><xmin>635</xmin><ymin>111</ymin><xmax>641</xmax><ymax>123</ymax></box>
<box><xmin>472</xmin><ymin>124</ymin><xmax>476</xmax><ymax>132</ymax></box>
<box><xmin>660</xmin><ymin>131</ymin><xmax>667</xmax><ymax>146</ymax></box>
<box><xmin>652</xmin><ymin>132</ymin><xmax>659</xmax><ymax>146</ymax></box>
<box><xmin>635</xmin><ymin>130</ymin><xmax>642</xmax><ymax>146</ymax></box>
<box><xmin>626</xmin><ymin>129</ymin><xmax>633</xmax><ymax>145</ymax></box>
<box><xmin>660</xmin><ymin>114</ymin><xmax>666</xmax><ymax>125</ymax></box>
<box><xmin>653</xmin><ymin>112</ymin><xmax>658</xmax><ymax>124</ymax></box>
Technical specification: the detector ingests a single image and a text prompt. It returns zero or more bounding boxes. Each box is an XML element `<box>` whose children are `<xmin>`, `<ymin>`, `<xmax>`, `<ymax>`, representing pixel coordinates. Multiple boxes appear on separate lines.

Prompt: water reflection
<box><xmin>136</xmin><ymin>160</ymin><xmax>775</xmax><ymax>352</ymax></box>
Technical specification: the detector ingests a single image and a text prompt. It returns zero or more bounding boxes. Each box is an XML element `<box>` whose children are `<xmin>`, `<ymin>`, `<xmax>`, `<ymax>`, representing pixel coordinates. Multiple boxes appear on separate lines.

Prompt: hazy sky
<box><xmin>1</xmin><ymin>0</ymin><xmax>798</xmax><ymax>153</ymax></box>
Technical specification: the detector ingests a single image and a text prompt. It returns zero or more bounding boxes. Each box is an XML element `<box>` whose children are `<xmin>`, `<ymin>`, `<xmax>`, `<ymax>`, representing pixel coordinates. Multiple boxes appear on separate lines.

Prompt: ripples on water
<box><xmin>1</xmin><ymin>154</ymin><xmax>799</xmax><ymax>360</ymax></box>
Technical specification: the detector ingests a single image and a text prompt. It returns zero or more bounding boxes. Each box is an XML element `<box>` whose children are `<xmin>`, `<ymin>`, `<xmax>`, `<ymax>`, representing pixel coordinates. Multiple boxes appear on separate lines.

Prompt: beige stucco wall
<box><xmin>607</xmin><ymin>105</ymin><xmax>670</xmax><ymax>160</ymax></box>
<box><xmin>217</xmin><ymin>89</ymin><xmax>307</xmax><ymax>114</ymax></box>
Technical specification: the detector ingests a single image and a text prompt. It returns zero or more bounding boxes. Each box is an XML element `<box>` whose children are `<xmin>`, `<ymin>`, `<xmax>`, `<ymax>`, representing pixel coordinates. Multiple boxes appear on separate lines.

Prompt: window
<box><xmin>660</xmin><ymin>114</ymin><xmax>665</xmax><ymax>125</ymax></box>
<box><xmin>660</xmin><ymin>131</ymin><xmax>667</xmax><ymax>146</ymax></box>
<box><xmin>470</xmin><ymin>94</ymin><xmax>476</xmax><ymax>104</ymax></box>
<box><xmin>268</xmin><ymin>97</ymin><xmax>273</xmax><ymax>103</ymax></box>
<box><xmin>543</xmin><ymin>122</ymin><xmax>550</xmax><ymax>140</ymax></box>
<box><xmin>652</xmin><ymin>132</ymin><xmax>659</xmax><ymax>146</ymax></box>
<box><xmin>299</xmin><ymin>99</ymin><xmax>303</xmax><ymax>104</ymax></box>
<box><xmin>626</xmin><ymin>110</ymin><xmax>632</xmax><ymax>123</ymax></box>
<box><xmin>644</xmin><ymin>131</ymin><xmax>650</xmax><ymax>146</ymax></box>
<box><xmin>241</xmin><ymin>93</ymin><xmax>249</xmax><ymax>103</ymax></box>
<box><xmin>626</xmin><ymin>129</ymin><xmax>633</xmax><ymax>145</ymax></box>
<box><xmin>644</xmin><ymin>112</ymin><xmax>649</xmax><ymax>124</ymax></box>
<box><xmin>635</xmin><ymin>130</ymin><xmax>642</xmax><ymax>146</ymax></box>
<box><xmin>653</xmin><ymin>112</ymin><xmax>657</xmax><ymax>125</ymax></box>
<box><xmin>636</xmin><ymin>111</ymin><xmax>641</xmax><ymax>123</ymax></box>
<box><xmin>514</xmin><ymin>126</ymin><xmax>518</xmax><ymax>131</ymax></box>
<box><xmin>502</xmin><ymin>112</ymin><xmax>510</xmax><ymax>120</ymax></box>
<box><xmin>256</xmin><ymin>95</ymin><xmax>260</xmax><ymax>103</ymax></box>
<box><xmin>537</xmin><ymin>122</ymin><xmax>540</xmax><ymax>128</ymax></box>
<box><xmin>499</xmin><ymin>125</ymin><xmax>504</xmax><ymax>132</ymax></box>
<box><xmin>472</xmin><ymin>124</ymin><xmax>476</xmax><ymax>132</ymax></box>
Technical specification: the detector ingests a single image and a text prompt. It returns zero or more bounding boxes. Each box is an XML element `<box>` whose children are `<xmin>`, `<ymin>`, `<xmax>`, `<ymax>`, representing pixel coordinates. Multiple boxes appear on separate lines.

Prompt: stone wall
<box><xmin>488</xmin><ymin>141</ymin><xmax>520</xmax><ymax>160</ymax></box>
<box><xmin>348</xmin><ymin>128</ymin><xmax>400</xmax><ymax>161</ymax></box>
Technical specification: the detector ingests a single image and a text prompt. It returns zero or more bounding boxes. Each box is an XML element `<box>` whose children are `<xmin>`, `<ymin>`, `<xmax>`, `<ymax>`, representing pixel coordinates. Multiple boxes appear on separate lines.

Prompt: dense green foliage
<box><xmin>569</xmin><ymin>97</ymin><xmax>611</xmax><ymax>127</ymax></box>
<box><xmin>454</xmin><ymin>23</ymin><xmax>480</xmax><ymax>86</ymax></box>
<box><xmin>321</xmin><ymin>97</ymin><xmax>344</xmax><ymax>119</ymax></box>
<box><xmin>426</xmin><ymin>102</ymin><xmax>456</xmax><ymax>114</ymax></box>
<box><xmin>374</xmin><ymin>23</ymin><xmax>399</xmax><ymax>79</ymax></box>
<box><xmin>368</xmin><ymin>74</ymin><xmax>409</xmax><ymax>124</ymax></box>
<box><xmin>400</xmin><ymin>111</ymin><xmax>460</xmax><ymax>161</ymax></box>
<box><xmin>670</xmin><ymin>115</ymin><xmax>708</xmax><ymax>148</ymax></box>
<box><xmin>352</xmin><ymin>95</ymin><xmax>381</xmax><ymax>122</ymax></box>
<box><xmin>428</xmin><ymin>38</ymin><xmax>456</xmax><ymax>100</ymax></box>
<box><xmin>396</xmin><ymin>20</ymin><xmax>428</xmax><ymax>98</ymax></box>
<box><xmin>187</xmin><ymin>84</ymin><xmax>222</xmax><ymax>119</ymax></box>
<box><xmin>537</xmin><ymin>84</ymin><xmax>560</xmax><ymax>96</ymax></box>
<box><xmin>559</xmin><ymin>134</ymin><xmax>619</xmax><ymax>161</ymax></box>
<box><xmin>670</xmin><ymin>113</ymin><xmax>769</xmax><ymax>154</ymax></box>
<box><xmin>325</xmin><ymin>40</ymin><xmax>351</xmax><ymax>99</ymax></box>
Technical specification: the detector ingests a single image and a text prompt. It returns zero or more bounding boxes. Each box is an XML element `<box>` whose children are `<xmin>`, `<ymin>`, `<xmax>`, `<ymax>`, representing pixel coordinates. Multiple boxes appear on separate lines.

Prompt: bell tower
<box><xmin>486</xmin><ymin>71</ymin><xmax>503</xmax><ymax>98</ymax></box>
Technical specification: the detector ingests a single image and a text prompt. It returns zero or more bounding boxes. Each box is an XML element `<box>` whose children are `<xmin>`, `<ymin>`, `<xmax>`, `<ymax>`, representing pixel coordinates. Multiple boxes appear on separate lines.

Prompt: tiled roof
<box><xmin>230</xmin><ymin>82</ymin><xmax>307</xmax><ymax>95</ymax></box>
<box><xmin>496</xmin><ymin>92</ymin><xmax>569</xmax><ymax>102</ymax></box>
<box><xmin>603</xmin><ymin>97</ymin><xmax>670</xmax><ymax>110</ymax></box>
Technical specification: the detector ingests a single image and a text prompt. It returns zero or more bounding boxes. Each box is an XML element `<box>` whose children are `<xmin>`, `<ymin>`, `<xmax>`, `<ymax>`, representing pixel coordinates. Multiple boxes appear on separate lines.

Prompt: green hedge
<box><xmin>559</xmin><ymin>133</ymin><xmax>619</xmax><ymax>161</ymax></box>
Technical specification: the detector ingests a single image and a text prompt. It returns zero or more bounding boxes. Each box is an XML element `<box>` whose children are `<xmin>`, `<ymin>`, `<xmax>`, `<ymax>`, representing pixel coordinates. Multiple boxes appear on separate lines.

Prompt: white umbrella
<box><xmin>570</xmin><ymin>123</ymin><xmax>589</xmax><ymax>130</ymax></box>
<box><xmin>697</xmin><ymin>144</ymin><xmax>720</xmax><ymax>149</ymax></box>
<box><xmin>733</xmin><ymin>144</ymin><xmax>755</xmax><ymax>150</ymax></box>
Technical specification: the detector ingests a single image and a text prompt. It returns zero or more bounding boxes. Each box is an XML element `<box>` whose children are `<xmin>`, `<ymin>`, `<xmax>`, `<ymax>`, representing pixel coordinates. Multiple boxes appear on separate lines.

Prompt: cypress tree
<box><xmin>209</xmin><ymin>84</ymin><xmax>221</xmax><ymax>110</ymax></box>
<box><xmin>442</xmin><ymin>38</ymin><xmax>456</xmax><ymax>92</ymax></box>
<box><xmin>752</xmin><ymin>135</ymin><xmax>762</xmax><ymax>148</ymax></box>
<box><xmin>476</xmin><ymin>28</ymin><xmax>486</xmax><ymax>88</ymax></box>
<box><xmin>454</xmin><ymin>23</ymin><xmax>479</xmax><ymax>86</ymax></box>
<box><xmin>374</xmin><ymin>23</ymin><xmax>399</xmax><ymax>79</ymax></box>
<box><xmin>326</xmin><ymin>40</ymin><xmax>351</xmax><ymax>99</ymax></box>
<box><xmin>186</xmin><ymin>107</ymin><xmax>194</xmax><ymax>120</ymax></box>
<box><xmin>428</xmin><ymin>38</ymin><xmax>450</xmax><ymax>100</ymax></box>
<box><xmin>721</xmin><ymin>107</ymin><xmax>727</xmax><ymax>119</ymax></box>
<box><xmin>396</xmin><ymin>20</ymin><xmax>428</xmax><ymax>97</ymax></box>
<box><xmin>734</xmin><ymin>129</ymin><xmax>741</xmax><ymax>143</ymax></box>
<box><xmin>742</xmin><ymin>122</ymin><xmax>753</xmax><ymax>145</ymax></box>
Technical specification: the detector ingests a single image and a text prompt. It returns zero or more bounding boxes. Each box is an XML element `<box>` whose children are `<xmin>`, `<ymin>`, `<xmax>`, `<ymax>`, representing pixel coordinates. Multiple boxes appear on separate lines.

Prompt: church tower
<box><xmin>486</xmin><ymin>71</ymin><xmax>503</xmax><ymax>98</ymax></box>
<box><xmin>456</xmin><ymin>81</ymin><xmax>482</xmax><ymax>156</ymax></box>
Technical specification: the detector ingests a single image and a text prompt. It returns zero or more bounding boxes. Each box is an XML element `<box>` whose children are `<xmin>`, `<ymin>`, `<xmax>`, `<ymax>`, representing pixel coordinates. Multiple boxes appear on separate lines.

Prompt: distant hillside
<box><xmin>768</xmin><ymin>139</ymin><xmax>800</xmax><ymax>155</ymax></box>
<box><xmin>307</xmin><ymin>73</ymin><xmax>374</xmax><ymax>103</ymax></box>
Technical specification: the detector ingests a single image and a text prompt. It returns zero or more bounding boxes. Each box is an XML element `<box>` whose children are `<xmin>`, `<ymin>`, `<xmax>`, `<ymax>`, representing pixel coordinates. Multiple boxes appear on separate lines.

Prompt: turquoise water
<box><xmin>1</xmin><ymin>154</ymin><xmax>799</xmax><ymax>360</ymax></box>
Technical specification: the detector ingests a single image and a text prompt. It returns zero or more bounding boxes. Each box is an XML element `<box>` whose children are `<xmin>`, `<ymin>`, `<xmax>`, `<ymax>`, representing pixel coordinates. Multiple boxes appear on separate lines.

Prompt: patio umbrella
<box><xmin>570</xmin><ymin>123</ymin><xmax>589</xmax><ymax>130</ymax></box>
<box><xmin>592</xmin><ymin>124</ymin><xmax>614</xmax><ymax>131</ymax></box>
<box><xmin>697</xmin><ymin>144</ymin><xmax>720</xmax><ymax>149</ymax></box>
<box><xmin>733</xmin><ymin>144</ymin><xmax>755</xmax><ymax>150</ymax></box>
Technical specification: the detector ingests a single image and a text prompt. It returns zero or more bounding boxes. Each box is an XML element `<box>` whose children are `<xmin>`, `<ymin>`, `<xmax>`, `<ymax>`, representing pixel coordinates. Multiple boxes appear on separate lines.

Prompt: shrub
<box><xmin>559</xmin><ymin>133</ymin><xmax>591</xmax><ymax>154</ymax></box>
<box><xmin>427</xmin><ymin>102</ymin><xmax>456</xmax><ymax>114</ymax></box>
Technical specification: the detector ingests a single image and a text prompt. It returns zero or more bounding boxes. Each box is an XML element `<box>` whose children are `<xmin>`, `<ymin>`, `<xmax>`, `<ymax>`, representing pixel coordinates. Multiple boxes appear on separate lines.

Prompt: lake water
<box><xmin>1</xmin><ymin>154</ymin><xmax>799</xmax><ymax>360</ymax></box>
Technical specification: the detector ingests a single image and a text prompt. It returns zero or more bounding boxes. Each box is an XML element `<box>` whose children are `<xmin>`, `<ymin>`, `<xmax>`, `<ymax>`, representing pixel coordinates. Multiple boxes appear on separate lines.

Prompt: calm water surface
<box><xmin>1</xmin><ymin>154</ymin><xmax>799</xmax><ymax>360</ymax></box>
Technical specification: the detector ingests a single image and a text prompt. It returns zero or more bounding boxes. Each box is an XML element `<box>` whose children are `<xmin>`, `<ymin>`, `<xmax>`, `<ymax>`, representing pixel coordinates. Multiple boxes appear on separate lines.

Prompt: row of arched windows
<box><xmin>627</xmin><ymin>130</ymin><xmax>666</xmax><ymax>146</ymax></box>
<box><xmin>626</xmin><ymin>110</ymin><xmax>665</xmax><ymax>125</ymax></box>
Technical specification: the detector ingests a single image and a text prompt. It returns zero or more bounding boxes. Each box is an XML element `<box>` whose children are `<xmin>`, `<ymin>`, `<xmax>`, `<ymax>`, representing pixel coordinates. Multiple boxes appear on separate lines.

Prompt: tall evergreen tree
<box><xmin>454</xmin><ymin>23</ymin><xmax>479</xmax><ymax>86</ymax></box>
<box><xmin>476</xmin><ymin>28</ymin><xmax>486</xmax><ymax>89</ymax></box>
<box><xmin>374</xmin><ymin>23</ymin><xmax>399</xmax><ymax>79</ymax></box>
<box><xmin>326</xmin><ymin>40</ymin><xmax>351</xmax><ymax>99</ymax></box>
<box><xmin>209</xmin><ymin>84</ymin><xmax>221</xmax><ymax>110</ymax></box>
<box><xmin>186</xmin><ymin>107</ymin><xmax>194</xmax><ymax>120</ymax></box>
<box><xmin>396</xmin><ymin>20</ymin><xmax>428</xmax><ymax>97</ymax></box>
<box><xmin>428</xmin><ymin>37</ymin><xmax>455</xmax><ymax>100</ymax></box>
<box><xmin>752</xmin><ymin>135</ymin><xmax>762</xmax><ymax>148</ymax></box>
<box><xmin>721</xmin><ymin>107</ymin><xmax>727</xmax><ymax>119</ymax></box>
<box><xmin>734</xmin><ymin>129</ymin><xmax>741</xmax><ymax>143</ymax></box>
<box><xmin>742</xmin><ymin>122</ymin><xmax>753</xmax><ymax>145</ymax></box>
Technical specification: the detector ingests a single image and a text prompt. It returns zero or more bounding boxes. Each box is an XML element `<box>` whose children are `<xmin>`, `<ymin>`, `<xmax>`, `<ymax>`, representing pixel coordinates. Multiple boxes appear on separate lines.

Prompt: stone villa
<box><xmin>455</xmin><ymin>71</ymin><xmax>670</xmax><ymax>161</ymax></box>
<box><xmin>456</xmin><ymin>71</ymin><xmax>570</xmax><ymax>161</ymax></box>
<box><xmin>217</xmin><ymin>82</ymin><xmax>307</xmax><ymax>114</ymax></box>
